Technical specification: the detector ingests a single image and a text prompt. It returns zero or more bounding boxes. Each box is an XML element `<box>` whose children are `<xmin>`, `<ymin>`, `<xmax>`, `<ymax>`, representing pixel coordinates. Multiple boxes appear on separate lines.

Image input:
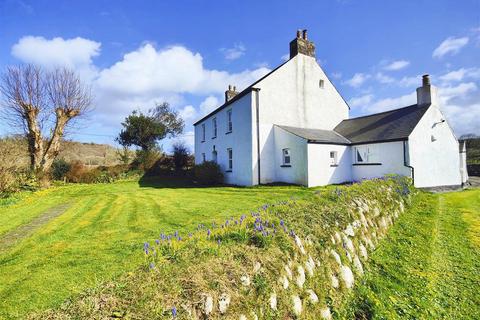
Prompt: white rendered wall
<box><xmin>351</xmin><ymin>141</ymin><xmax>411</xmax><ymax>182</ymax></box>
<box><xmin>194</xmin><ymin>93</ymin><xmax>253</xmax><ymax>185</ymax></box>
<box><xmin>408</xmin><ymin>106</ymin><xmax>461</xmax><ymax>188</ymax></box>
<box><xmin>307</xmin><ymin>144</ymin><xmax>352</xmax><ymax>187</ymax></box>
<box><xmin>272</xmin><ymin>126</ymin><xmax>308</xmax><ymax>185</ymax></box>
<box><xmin>254</xmin><ymin>54</ymin><xmax>350</xmax><ymax>184</ymax></box>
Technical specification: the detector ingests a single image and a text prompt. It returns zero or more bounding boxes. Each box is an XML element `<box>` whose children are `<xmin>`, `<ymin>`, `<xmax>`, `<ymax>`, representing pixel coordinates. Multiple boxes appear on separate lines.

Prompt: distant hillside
<box><xmin>0</xmin><ymin>137</ymin><xmax>124</xmax><ymax>168</ymax></box>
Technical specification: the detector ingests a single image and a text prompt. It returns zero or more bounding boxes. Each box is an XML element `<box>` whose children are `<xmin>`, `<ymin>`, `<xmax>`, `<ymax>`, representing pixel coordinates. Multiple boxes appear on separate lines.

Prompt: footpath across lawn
<box><xmin>0</xmin><ymin>179</ymin><xmax>314</xmax><ymax>318</ymax></box>
<box><xmin>339</xmin><ymin>188</ymin><xmax>480</xmax><ymax>319</ymax></box>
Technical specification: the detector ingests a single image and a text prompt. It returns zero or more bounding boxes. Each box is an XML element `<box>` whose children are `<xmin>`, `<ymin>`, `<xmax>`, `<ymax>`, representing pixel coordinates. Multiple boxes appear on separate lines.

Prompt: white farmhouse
<box><xmin>194</xmin><ymin>30</ymin><xmax>468</xmax><ymax>189</ymax></box>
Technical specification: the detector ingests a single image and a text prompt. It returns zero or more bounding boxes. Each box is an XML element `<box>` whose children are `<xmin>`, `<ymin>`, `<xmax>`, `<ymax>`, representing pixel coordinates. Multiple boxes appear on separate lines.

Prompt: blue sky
<box><xmin>1</xmin><ymin>0</ymin><xmax>479</xmax><ymax>150</ymax></box>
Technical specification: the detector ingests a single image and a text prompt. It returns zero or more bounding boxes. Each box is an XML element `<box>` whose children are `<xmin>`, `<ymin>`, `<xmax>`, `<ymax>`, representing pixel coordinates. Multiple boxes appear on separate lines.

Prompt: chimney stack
<box><xmin>225</xmin><ymin>84</ymin><xmax>238</xmax><ymax>102</ymax></box>
<box><xmin>289</xmin><ymin>29</ymin><xmax>316</xmax><ymax>59</ymax></box>
<box><xmin>416</xmin><ymin>74</ymin><xmax>438</xmax><ymax>106</ymax></box>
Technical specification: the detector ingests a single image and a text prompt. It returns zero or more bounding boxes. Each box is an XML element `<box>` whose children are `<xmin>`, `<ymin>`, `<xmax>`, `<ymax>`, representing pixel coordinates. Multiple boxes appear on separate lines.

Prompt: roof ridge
<box><xmin>343</xmin><ymin>103</ymin><xmax>422</xmax><ymax>121</ymax></box>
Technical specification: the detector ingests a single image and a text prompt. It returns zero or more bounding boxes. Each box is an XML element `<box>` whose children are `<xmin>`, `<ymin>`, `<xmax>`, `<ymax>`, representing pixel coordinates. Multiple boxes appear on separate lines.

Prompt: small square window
<box><xmin>319</xmin><ymin>79</ymin><xmax>325</xmax><ymax>89</ymax></box>
<box><xmin>283</xmin><ymin>148</ymin><xmax>291</xmax><ymax>165</ymax></box>
<box><xmin>330</xmin><ymin>151</ymin><xmax>338</xmax><ymax>165</ymax></box>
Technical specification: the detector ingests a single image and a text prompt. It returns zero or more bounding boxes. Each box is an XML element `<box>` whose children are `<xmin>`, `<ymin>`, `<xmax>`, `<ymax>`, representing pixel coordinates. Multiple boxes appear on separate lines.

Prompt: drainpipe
<box><xmin>252</xmin><ymin>88</ymin><xmax>261</xmax><ymax>185</ymax></box>
<box><xmin>403</xmin><ymin>140</ymin><xmax>414</xmax><ymax>185</ymax></box>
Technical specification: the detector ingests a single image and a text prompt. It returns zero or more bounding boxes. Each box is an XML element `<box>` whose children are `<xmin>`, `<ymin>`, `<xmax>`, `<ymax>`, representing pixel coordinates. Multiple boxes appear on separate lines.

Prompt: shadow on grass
<box><xmin>138</xmin><ymin>172</ymin><xmax>198</xmax><ymax>189</ymax></box>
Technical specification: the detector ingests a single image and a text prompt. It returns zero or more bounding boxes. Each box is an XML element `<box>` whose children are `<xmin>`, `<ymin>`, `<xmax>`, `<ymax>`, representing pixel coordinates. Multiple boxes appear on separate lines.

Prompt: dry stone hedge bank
<box><xmin>36</xmin><ymin>176</ymin><xmax>413</xmax><ymax>320</ymax></box>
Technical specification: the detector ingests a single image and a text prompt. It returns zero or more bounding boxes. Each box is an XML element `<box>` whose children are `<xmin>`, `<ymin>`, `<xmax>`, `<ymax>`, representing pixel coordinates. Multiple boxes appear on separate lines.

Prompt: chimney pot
<box><xmin>225</xmin><ymin>84</ymin><xmax>238</xmax><ymax>102</ymax></box>
<box><xmin>290</xmin><ymin>29</ymin><xmax>316</xmax><ymax>59</ymax></box>
<box><xmin>422</xmin><ymin>74</ymin><xmax>430</xmax><ymax>87</ymax></box>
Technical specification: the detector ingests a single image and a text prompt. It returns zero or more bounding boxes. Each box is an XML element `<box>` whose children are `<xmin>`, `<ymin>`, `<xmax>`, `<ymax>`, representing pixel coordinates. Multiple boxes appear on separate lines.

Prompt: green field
<box><xmin>339</xmin><ymin>189</ymin><xmax>480</xmax><ymax>319</ymax></box>
<box><xmin>0</xmin><ymin>178</ymin><xmax>313</xmax><ymax>318</ymax></box>
<box><xmin>1</xmin><ymin>178</ymin><xmax>479</xmax><ymax>319</ymax></box>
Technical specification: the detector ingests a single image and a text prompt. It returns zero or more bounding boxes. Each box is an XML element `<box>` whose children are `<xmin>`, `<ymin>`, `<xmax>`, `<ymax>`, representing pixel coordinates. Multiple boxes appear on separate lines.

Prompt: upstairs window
<box><xmin>282</xmin><ymin>148</ymin><xmax>291</xmax><ymax>165</ymax></box>
<box><xmin>330</xmin><ymin>151</ymin><xmax>338</xmax><ymax>166</ymax></box>
<box><xmin>227</xmin><ymin>148</ymin><xmax>233</xmax><ymax>171</ymax></box>
<box><xmin>319</xmin><ymin>79</ymin><xmax>325</xmax><ymax>89</ymax></box>
<box><xmin>212</xmin><ymin>117</ymin><xmax>217</xmax><ymax>138</ymax></box>
<box><xmin>201</xmin><ymin>123</ymin><xmax>205</xmax><ymax>142</ymax></box>
<box><xmin>226</xmin><ymin>109</ymin><xmax>233</xmax><ymax>133</ymax></box>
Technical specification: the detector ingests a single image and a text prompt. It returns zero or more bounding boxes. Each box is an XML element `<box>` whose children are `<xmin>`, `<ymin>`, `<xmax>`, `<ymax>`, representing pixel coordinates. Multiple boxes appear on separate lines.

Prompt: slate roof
<box><xmin>276</xmin><ymin>104</ymin><xmax>430</xmax><ymax>145</ymax></box>
<box><xmin>276</xmin><ymin>125</ymin><xmax>351</xmax><ymax>145</ymax></box>
<box><xmin>334</xmin><ymin>104</ymin><xmax>430</xmax><ymax>144</ymax></box>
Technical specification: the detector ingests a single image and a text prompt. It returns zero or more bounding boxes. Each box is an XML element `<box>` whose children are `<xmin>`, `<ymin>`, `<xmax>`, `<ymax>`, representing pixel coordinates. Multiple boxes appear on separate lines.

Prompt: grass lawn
<box><xmin>339</xmin><ymin>188</ymin><xmax>480</xmax><ymax>319</ymax></box>
<box><xmin>0</xmin><ymin>178</ymin><xmax>314</xmax><ymax>318</ymax></box>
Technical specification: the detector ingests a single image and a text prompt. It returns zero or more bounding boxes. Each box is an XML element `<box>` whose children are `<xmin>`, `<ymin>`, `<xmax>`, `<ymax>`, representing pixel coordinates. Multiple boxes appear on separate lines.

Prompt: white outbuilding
<box><xmin>194</xmin><ymin>30</ymin><xmax>468</xmax><ymax>189</ymax></box>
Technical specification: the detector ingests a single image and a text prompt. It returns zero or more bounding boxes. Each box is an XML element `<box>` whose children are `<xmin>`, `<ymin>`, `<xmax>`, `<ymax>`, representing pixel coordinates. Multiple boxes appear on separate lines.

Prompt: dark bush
<box><xmin>65</xmin><ymin>162</ymin><xmax>131</xmax><ymax>184</ymax></box>
<box><xmin>131</xmin><ymin>149</ymin><xmax>162</xmax><ymax>171</ymax></box>
<box><xmin>172</xmin><ymin>142</ymin><xmax>190</xmax><ymax>172</ymax></box>
<box><xmin>51</xmin><ymin>159</ymin><xmax>71</xmax><ymax>180</ymax></box>
<box><xmin>194</xmin><ymin>161</ymin><xmax>223</xmax><ymax>185</ymax></box>
<box><xmin>65</xmin><ymin>161</ymin><xmax>86</xmax><ymax>183</ymax></box>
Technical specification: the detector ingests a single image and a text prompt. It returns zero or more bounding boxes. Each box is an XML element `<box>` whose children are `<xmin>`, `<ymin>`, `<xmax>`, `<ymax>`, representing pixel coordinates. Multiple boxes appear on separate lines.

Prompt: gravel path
<box><xmin>0</xmin><ymin>203</ymin><xmax>70</xmax><ymax>252</ymax></box>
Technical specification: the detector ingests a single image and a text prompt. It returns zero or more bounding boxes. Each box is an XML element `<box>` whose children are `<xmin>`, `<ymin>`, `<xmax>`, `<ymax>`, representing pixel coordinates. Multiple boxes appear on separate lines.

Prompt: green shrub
<box><xmin>194</xmin><ymin>161</ymin><xmax>223</xmax><ymax>185</ymax></box>
<box><xmin>0</xmin><ymin>168</ymin><xmax>17</xmax><ymax>197</ymax></box>
<box><xmin>51</xmin><ymin>159</ymin><xmax>71</xmax><ymax>180</ymax></box>
<box><xmin>172</xmin><ymin>142</ymin><xmax>191</xmax><ymax>172</ymax></box>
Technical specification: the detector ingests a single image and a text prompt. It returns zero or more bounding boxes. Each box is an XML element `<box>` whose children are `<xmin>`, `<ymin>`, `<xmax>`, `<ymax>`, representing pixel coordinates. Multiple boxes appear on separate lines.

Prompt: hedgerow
<box><xmin>33</xmin><ymin>176</ymin><xmax>414</xmax><ymax>319</ymax></box>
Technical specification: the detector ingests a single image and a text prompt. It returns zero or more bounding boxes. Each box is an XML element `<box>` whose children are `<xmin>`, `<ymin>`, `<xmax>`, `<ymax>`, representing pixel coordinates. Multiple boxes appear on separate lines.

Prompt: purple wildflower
<box><xmin>149</xmin><ymin>262</ymin><xmax>155</xmax><ymax>269</ymax></box>
<box><xmin>172</xmin><ymin>306</ymin><xmax>177</xmax><ymax>317</ymax></box>
<box><xmin>207</xmin><ymin>229</ymin><xmax>211</xmax><ymax>236</ymax></box>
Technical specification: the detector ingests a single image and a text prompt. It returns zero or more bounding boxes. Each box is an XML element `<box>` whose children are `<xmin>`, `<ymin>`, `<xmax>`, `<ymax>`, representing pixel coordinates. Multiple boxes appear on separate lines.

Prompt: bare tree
<box><xmin>0</xmin><ymin>64</ymin><xmax>92</xmax><ymax>174</ymax></box>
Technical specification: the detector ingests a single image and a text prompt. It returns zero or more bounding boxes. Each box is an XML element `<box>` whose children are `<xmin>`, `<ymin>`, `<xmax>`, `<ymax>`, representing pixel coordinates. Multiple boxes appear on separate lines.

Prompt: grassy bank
<box><xmin>32</xmin><ymin>177</ymin><xmax>412</xmax><ymax>319</ymax></box>
<box><xmin>339</xmin><ymin>188</ymin><xmax>480</xmax><ymax>319</ymax></box>
<box><xmin>0</xmin><ymin>179</ymin><xmax>313</xmax><ymax>318</ymax></box>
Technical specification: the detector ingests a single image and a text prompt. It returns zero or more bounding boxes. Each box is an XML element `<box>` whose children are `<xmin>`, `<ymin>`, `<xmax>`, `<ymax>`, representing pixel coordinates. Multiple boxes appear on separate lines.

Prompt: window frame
<box><xmin>319</xmin><ymin>79</ymin><xmax>325</xmax><ymax>89</ymax></box>
<box><xmin>226</xmin><ymin>109</ymin><xmax>233</xmax><ymax>133</ymax></box>
<box><xmin>201</xmin><ymin>123</ymin><xmax>206</xmax><ymax>142</ymax></box>
<box><xmin>227</xmin><ymin>148</ymin><xmax>233</xmax><ymax>171</ymax></box>
<box><xmin>282</xmin><ymin>148</ymin><xmax>291</xmax><ymax>167</ymax></box>
<box><xmin>330</xmin><ymin>151</ymin><xmax>338</xmax><ymax>166</ymax></box>
<box><xmin>353</xmin><ymin>145</ymin><xmax>381</xmax><ymax>166</ymax></box>
<box><xmin>212</xmin><ymin>117</ymin><xmax>217</xmax><ymax>138</ymax></box>
<box><xmin>201</xmin><ymin>153</ymin><xmax>206</xmax><ymax>163</ymax></box>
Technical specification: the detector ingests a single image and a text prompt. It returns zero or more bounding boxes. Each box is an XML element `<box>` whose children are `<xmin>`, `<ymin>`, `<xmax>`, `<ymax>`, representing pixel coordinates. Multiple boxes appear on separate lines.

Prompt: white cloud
<box><xmin>375</xmin><ymin>72</ymin><xmax>395</xmax><ymax>84</ymax></box>
<box><xmin>366</xmin><ymin>92</ymin><xmax>417</xmax><ymax>114</ymax></box>
<box><xmin>433</xmin><ymin>36</ymin><xmax>469</xmax><ymax>58</ymax></box>
<box><xmin>439</xmin><ymin>67</ymin><xmax>480</xmax><ymax>83</ymax></box>
<box><xmin>399</xmin><ymin>75</ymin><xmax>421</xmax><ymax>87</ymax></box>
<box><xmin>348</xmin><ymin>94</ymin><xmax>374</xmax><ymax>108</ymax></box>
<box><xmin>439</xmin><ymin>82</ymin><xmax>477</xmax><ymax>104</ymax></box>
<box><xmin>383</xmin><ymin>60</ymin><xmax>410</xmax><ymax>71</ymax></box>
<box><xmin>345</xmin><ymin>73</ymin><xmax>370</xmax><ymax>88</ymax></box>
<box><xmin>281</xmin><ymin>54</ymin><xmax>290</xmax><ymax>61</ymax></box>
<box><xmin>355</xmin><ymin>81</ymin><xmax>479</xmax><ymax>135</ymax></box>
<box><xmin>220</xmin><ymin>43</ymin><xmax>246</xmax><ymax>60</ymax></box>
<box><xmin>199</xmin><ymin>96</ymin><xmax>220</xmax><ymax>115</ymax></box>
<box><xmin>178</xmin><ymin>105</ymin><xmax>197</xmax><ymax>122</ymax></box>
<box><xmin>11</xmin><ymin>36</ymin><xmax>101</xmax><ymax>81</ymax></box>
<box><xmin>10</xmin><ymin>36</ymin><xmax>271</xmax><ymax>139</ymax></box>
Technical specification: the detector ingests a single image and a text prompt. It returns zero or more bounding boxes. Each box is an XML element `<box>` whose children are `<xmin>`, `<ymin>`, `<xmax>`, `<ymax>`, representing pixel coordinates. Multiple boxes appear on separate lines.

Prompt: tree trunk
<box><xmin>24</xmin><ymin>105</ymin><xmax>44</xmax><ymax>172</ymax></box>
<box><xmin>41</xmin><ymin>108</ymin><xmax>70</xmax><ymax>172</ymax></box>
